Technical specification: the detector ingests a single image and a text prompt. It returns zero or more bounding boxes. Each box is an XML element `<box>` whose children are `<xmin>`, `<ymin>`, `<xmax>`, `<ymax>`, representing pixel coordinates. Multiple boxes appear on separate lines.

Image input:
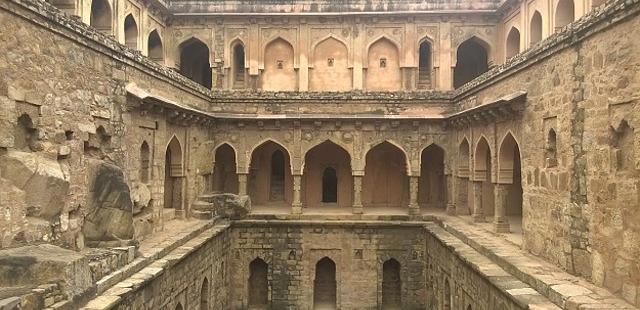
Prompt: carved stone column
<box><xmin>445</xmin><ymin>174</ymin><xmax>456</xmax><ymax>215</ymax></box>
<box><xmin>408</xmin><ymin>176</ymin><xmax>420</xmax><ymax>216</ymax></box>
<box><xmin>456</xmin><ymin>177</ymin><xmax>470</xmax><ymax>215</ymax></box>
<box><xmin>351</xmin><ymin>175</ymin><xmax>363</xmax><ymax>214</ymax></box>
<box><xmin>237</xmin><ymin>173</ymin><xmax>248</xmax><ymax>196</ymax></box>
<box><xmin>493</xmin><ymin>184</ymin><xmax>511</xmax><ymax>233</ymax></box>
<box><xmin>472</xmin><ymin>181</ymin><xmax>485</xmax><ymax>222</ymax></box>
<box><xmin>292</xmin><ymin>174</ymin><xmax>302</xmax><ymax>215</ymax></box>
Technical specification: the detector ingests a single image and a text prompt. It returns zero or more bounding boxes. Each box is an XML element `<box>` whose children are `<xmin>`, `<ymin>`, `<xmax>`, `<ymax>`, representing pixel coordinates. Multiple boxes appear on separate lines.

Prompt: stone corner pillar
<box><xmin>408</xmin><ymin>176</ymin><xmax>420</xmax><ymax>216</ymax></box>
<box><xmin>291</xmin><ymin>174</ymin><xmax>302</xmax><ymax>215</ymax></box>
<box><xmin>445</xmin><ymin>174</ymin><xmax>456</xmax><ymax>215</ymax></box>
<box><xmin>472</xmin><ymin>180</ymin><xmax>485</xmax><ymax>223</ymax></box>
<box><xmin>493</xmin><ymin>183</ymin><xmax>511</xmax><ymax>233</ymax></box>
<box><xmin>352</xmin><ymin>175</ymin><xmax>363</xmax><ymax>214</ymax></box>
<box><xmin>237</xmin><ymin>172</ymin><xmax>248</xmax><ymax>196</ymax></box>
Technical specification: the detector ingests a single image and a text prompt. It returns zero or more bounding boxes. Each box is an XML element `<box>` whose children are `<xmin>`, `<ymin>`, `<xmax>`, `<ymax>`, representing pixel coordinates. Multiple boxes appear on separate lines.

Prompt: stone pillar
<box><xmin>238</xmin><ymin>173</ymin><xmax>248</xmax><ymax>196</ymax></box>
<box><xmin>472</xmin><ymin>181</ymin><xmax>484</xmax><ymax>222</ymax></box>
<box><xmin>352</xmin><ymin>175</ymin><xmax>363</xmax><ymax>214</ymax></box>
<box><xmin>456</xmin><ymin>177</ymin><xmax>470</xmax><ymax>215</ymax></box>
<box><xmin>445</xmin><ymin>174</ymin><xmax>456</xmax><ymax>215</ymax></box>
<box><xmin>408</xmin><ymin>176</ymin><xmax>420</xmax><ymax>216</ymax></box>
<box><xmin>292</xmin><ymin>174</ymin><xmax>302</xmax><ymax>215</ymax></box>
<box><xmin>493</xmin><ymin>184</ymin><xmax>511</xmax><ymax>233</ymax></box>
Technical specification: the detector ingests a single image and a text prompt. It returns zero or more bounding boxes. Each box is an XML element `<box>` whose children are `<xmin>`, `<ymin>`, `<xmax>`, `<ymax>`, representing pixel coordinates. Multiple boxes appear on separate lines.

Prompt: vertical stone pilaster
<box><xmin>292</xmin><ymin>174</ymin><xmax>302</xmax><ymax>214</ymax></box>
<box><xmin>408</xmin><ymin>176</ymin><xmax>420</xmax><ymax>216</ymax></box>
<box><xmin>352</xmin><ymin>175</ymin><xmax>363</xmax><ymax>214</ymax></box>
<box><xmin>472</xmin><ymin>181</ymin><xmax>484</xmax><ymax>222</ymax></box>
<box><xmin>455</xmin><ymin>177</ymin><xmax>470</xmax><ymax>215</ymax></box>
<box><xmin>493</xmin><ymin>184</ymin><xmax>511</xmax><ymax>233</ymax></box>
<box><xmin>238</xmin><ymin>173</ymin><xmax>248</xmax><ymax>196</ymax></box>
<box><xmin>445</xmin><ymin>174</ymin><xmax>456</xmax><ymax>215</ymax></box>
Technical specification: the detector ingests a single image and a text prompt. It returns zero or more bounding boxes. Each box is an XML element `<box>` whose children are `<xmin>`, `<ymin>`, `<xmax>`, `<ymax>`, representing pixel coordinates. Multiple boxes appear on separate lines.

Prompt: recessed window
<box><xmin>276</xmin><ymin>60</ymin><xmax>284</xmax><ymax>69</ymax></box>
<box><xmin>327</xmin><ymin>58</ymin><xmax>334</xmax><ymax>67</ymax></box>
<box><xmin>380</xmin><ymin>58</ymin><xmax>387</xmax><ymax>68</ymax></box>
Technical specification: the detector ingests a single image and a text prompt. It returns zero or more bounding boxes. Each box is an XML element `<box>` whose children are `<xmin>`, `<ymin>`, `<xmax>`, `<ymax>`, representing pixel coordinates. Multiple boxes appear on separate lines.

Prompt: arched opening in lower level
<box><xmin>314</xmin><ymin>257</ymin><xmax>337</xmax><ymax>309</ymax></box>
<box><xmin>382</xmin><ymin>259</ymin><xmax>401</xmax><ymax>309</ymax></box>
<box><xmin>248</xmin><ymin>258</ymin><xmax>269</xmax><ymax>308</ymax></box>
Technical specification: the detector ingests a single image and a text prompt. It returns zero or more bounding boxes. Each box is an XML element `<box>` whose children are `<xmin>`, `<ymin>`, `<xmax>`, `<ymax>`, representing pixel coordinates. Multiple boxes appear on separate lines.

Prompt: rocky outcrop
<box><xmin>82</xmin><ymin>159</ymin><xmax>134</xmax><ymax>244</ymax></box>
<box><xmin>0</xmin><ymin>151</ymin><xmax>69</xmax><ymax>221</ymax></box>
<box><xmin>192</xmin><ymin>193</ymin><xmax>251</xmax><ymax>220</ymax></box>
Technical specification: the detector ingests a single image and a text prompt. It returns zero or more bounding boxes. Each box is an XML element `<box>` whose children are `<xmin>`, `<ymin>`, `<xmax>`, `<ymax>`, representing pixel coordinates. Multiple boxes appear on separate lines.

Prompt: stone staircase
<box><xmin>233</xmin><ymin>70</ymin><xmax>245</xmax><ymax>89</ymax></box>
<box><xmin>270</xmin><ymin>178</ymin><xmax>284</xmax><ymax>201</ymax></box>
<box><xmin>417</xmin><ymin>68</ymin><xmax>431</xmax><ymax>89</ymax></box>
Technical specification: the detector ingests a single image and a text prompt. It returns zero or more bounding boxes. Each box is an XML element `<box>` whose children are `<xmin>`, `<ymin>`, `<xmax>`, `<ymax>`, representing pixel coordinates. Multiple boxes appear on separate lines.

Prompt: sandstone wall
<box><xmin>451</xmin><ymin>2</ymin><xmax>640</xmax><ymax>305</ymax></box>
<box><xmin>229</xmin><ymin>221</ymin><xmax>428</xmax><ymax>309</ymax></box>
<box><xmin>0</xmin><ymin>0</ymin><xmax>213</xmax><ymax>248</ymax></box>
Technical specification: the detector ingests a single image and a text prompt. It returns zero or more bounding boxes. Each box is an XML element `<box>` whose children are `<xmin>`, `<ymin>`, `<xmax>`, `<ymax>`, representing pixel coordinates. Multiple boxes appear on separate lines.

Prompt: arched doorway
<box><xmin>249</xmin><ymin>141</ymin><xmax>292</xmax><ymax>207</ymax></box>
<box><xmin>453</xmin><ymin>37</ymin><xmax>489</xmax><ymax>88</ymax></box>
<box><xmin>262</xmin><ymin>38</ymin><xmax>296</xmax><ymax>91</ymax></box>
<box><xmin>90</xmin><ymin>0</ymin><xmax>112</xmax><ymax>34</ymax></box>
<box><xmin>472</xmin><ymin>137</ymin><xmax>494</xmax><ymax>222</ymax></box>
<box><xmin>124</xmin><ymin>14</ymin><xmax>138</xmax><ymax>50</ymax></box>
<box><xmin>248</xmin><ymin>258</ymin><xmax>268</xmax><ymax>308</ymax></box>
<box><xmin>419</xmin><ymin>144</ymin><xmax>445</xmax><ymax>210</ymax></box>
<box><xmin>530</xmin><ymin>11</ymin><xmax>543</xmax><ymax>45</ymax></box>
<box><xmin>382</xmin><ymin>259</ymin><xmax>401</xmax><ymax>309</ymax></box>
<box><xmin>179</xmin><ymin>38</ymin><xmax>212</xmax><ymax>89</ymax></box>
<box><xmin>303</xmin><ymin>141</ymin><xmax>352</xmax><ymax>208</ymax></box>
<box><xmin>457</xmin><ymin>139</ymin><xmax>471</xmax><ymax>215</ymax></box>
<box><xmin>496</xmin><ymin>133</ymin><xmax>523</xmax><ymax>233</ymax></box>
<box><xmin>213</xmin><ymin>144</ymin><xmax>238</xmax><ymax>194</ymax></box>
<box><xmin>164</xmin><ymin>136</ymin><xmax>183</xmax><ymax>211</ymax></box>
<box><xmin>148</xmin><ymin>30</ymin><xmax>163</xmax><ymax>63</ymax></box>
<box><xmin>310</xmin><ymin>37</ymin><xmax>351</xmax><ymax>91</ymax></box>
<box><xmin>314</xmin><ymin>257</ymin><xmax>337</xmax><ymax>309</ymax></box>
<box><xmin>232</xmin><ymin>42</ymin><xmax>246</xmax><ymax>89</ymax></box>
<box><xmin>555</xmin><ymin>0</ymin><xmax>575</xmax><ymax>31</ymax></box>
<box><xmin>139</xmin><ymin>141</ymin><xmax>150</xmax><ymax>183</ymax></box>
<box><xmin>418</xmin><ymin>40</ymin><xmax>432</xmax><ymax>89</ymax></box>
<box><xmin>200</xmin><ymin>277</ymin><xmax>209</xmax><ymax>310</ymax></box>
<box><xmin>362</xmin><ymin>142</ymin><xmax>409</xmax><ymax>211</ymax></box>
<box><xmin>366</xmin><ymin>37</ymin><xmax>401</xmax><ymax>91</ymax></box>
<box><xmin>505</xmin><ymin>27</ymin><xmax>520</xmax><ymax>59</ymax></box>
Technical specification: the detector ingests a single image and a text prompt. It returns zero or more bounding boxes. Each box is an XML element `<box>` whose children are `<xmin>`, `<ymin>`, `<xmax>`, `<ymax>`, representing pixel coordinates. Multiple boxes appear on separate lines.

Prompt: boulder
<box><xmin>130</xmin><ymin>182</ymin><xmax>151</xmax><ymax>215</ymax></box>
<box><xmin>193</xmin><ymin>193</ymin><xmax>250</xmax><ymax>220</ymax></box>
<box><xmin>0</xmin><ymin>151</ymin><xmax>69</xmax><ymax>221</ymax></box>
<box><xmin>82</xmin><ymin>159</ymin><xmax>133</xmax><ymax>243</ymax></box>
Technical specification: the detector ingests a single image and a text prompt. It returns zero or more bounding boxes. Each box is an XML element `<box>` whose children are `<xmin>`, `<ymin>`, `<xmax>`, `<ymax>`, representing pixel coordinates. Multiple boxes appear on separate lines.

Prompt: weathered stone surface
<box><xmin>130</xmin><ymin>182</ymin><xmax>151</xmax><ymax>216</ymax></box>
<box><xmin>82</xmin><ymin>159</ymin><xmax>134</xmax><ymax>243</ymax></box>
<box><xmin>0</xmin><ymin>151</ymin><xmax>69</xmax><ymax>221</ymax></box>
<box><xmin>0</xmin><ymin>244</ymin><xmax>91</xmax><ymax>298</ymax></box>
<box><xmin>194</xmin><ymin>193</ymin><xmax>251</xmax><ymax>220</ymax></box>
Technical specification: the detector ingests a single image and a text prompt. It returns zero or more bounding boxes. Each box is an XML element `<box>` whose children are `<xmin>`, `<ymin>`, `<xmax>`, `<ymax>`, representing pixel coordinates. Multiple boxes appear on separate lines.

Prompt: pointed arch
<box><xmin>363</xmin><ymin>141</ymin><xmax>410</xmax><ymax>209</ymax></box>
<box><xmin>498</xmin><ymin>132</ymin><xmax>521</xmax><ymax>184</ymax></box>
<box><xmin>555</xmin><ymin>0</ymin><xmax>575</xmax><ymax>31</ymax></box>
<box><xmin>200</xmin><ymin>277</ymin><xmax>209</xmax><ymax>310</ymax></box>
<box><xmin>139</xmin><ymin>140</ymin><xmax>151</xmax><ymax>183</ymax></box>
<box><xmin>230</xmin><ymin>38</ymin><xmax>246</xmax><ymax>89</ymax></box>
<box><xmin>147</xmin><ymin>29</ymin><xmax>164</xmax><ymax>63</ymax></box>
<box><xmin>366</xmin><ymin>36</ymin><xmax>401</xmax><ymax>91</ymax></box>
<box><xmin>454</xmin><ymin>36</ymin><xmax>490</xmax><ymax>88</ymax></box>
<box><xmin>310</xmin><ymin>36</ymin><xmax>351</xmax><ymax>91</ymax></box>
<box><xmin>213</xmin><ymin>143</ymin><xmax>238</xmax><ymax>194</ymax></box>
<box><xmin>505</xmin><ymin>27</ymin><xmax>521</xmax><ymax>59</ymax></box>
<box><xmin>302</xmin><ymin>140</ymin><xmax>353</xmax><ymax>208</ymax></box>
<box><xmin>417</xmin><ymin>36</ymin><xmax>434</xmax><ymax>89</ymax></box>
<box><xmin>248</xmin><ymin>257</ymin><xmax>269</xmax><ymax>307</ymax></box>
<box><xmin>90</xmin><ymin>0</ymin><xmax>112</xmax><ymax>34</ymax></box>
<box><xmin>178</xmin><ymin>37</ymin><xmax>212</xmax><ymax>88</ymax></box>
<box><xmin>530</xmin><ymin>11</ymin><xmax>543</xmax><ymax>45</ymax></box>
<box><xmin>249</xmin><ymin>140</ymin><xmax>293</xmax><ymax>206</ymax></box>
<box><xmin>262</xmin><ymin>37</ymin><xmax>296</xmax><ymax>91</ymax></box>
<box><xmin>419</xmin><ymin>143</ymin><xmax>446</xmax><ymax>209</ymax></box>
<box><xmin>382</xmin><ymin>258</ymin><xmax>402</xmax><ymax>309</ymax></box>
<box><xmin>496</xmin><ymin>132</ymin><xmax>523</xmax><ymax>230</ymax></box>
<box><xmin>164</xmin><ymin>135</ymin><xmax>183</xmax><ymax>210</ymax></box>
<box><xmin>314</xmin><ymin>257</ymin><xmax>337</xmax><ymax>309</ymax></box>
<box><xmin>310</xmin><ymin>34</ymin><xmax>350</xmax><ymax>64</ymax></box>
<box><xmin>473</xmin><ymin>136</ymin><xmax>491</xmax><ymax>182</ymax></box>
<box><xmin>175</xmin><ymin>303</ymin><xmax>183</xmax><ymax>310</ymax></box>
<box><xmin>124</xmin><ymin>14</ymin><xmax>138</xmax><ymax>50</ymax></box>
<box><xmin>458</xmin><ymin>137</ymin><xmax>471</xmax><ymax>177</ymax></box>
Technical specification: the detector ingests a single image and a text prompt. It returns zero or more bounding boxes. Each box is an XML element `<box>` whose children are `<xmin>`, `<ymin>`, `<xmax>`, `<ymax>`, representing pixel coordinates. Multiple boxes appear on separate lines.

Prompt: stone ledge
<box><xmin>439</xmin><ymin>218</ymin><xmax>636</xmax><ymax>309</ymax></box>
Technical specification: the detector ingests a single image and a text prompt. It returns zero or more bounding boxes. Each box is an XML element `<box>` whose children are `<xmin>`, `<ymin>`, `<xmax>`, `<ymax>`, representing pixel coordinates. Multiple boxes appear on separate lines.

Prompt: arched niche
<box><xmin>249</xmin><ymin>141</ymin><xmax>293</xmax><ymax>206</ymax></box>
<box><xmin>90</xmin><ymin>0</ymin><xmax>112</xmax><ymax>34</ymax></box>
<box><xmin>366</xmin><ymin>37</ymin><xmax>401</xmax><ymax>91</ymax></box>
<box><xmin>505</xmin><ymin>27</ymin><xmax>521</xmax><ymax>59</ymax></box>
<box><xmin>124</xmin><ymin>14</ymin><xmax>138</xmax><ymax>50</ymax></box>
<box><xmin>148</xmin><ymin>30</ymin><xmax>164</xmax><ymax>63</ymax></box>
<box><xmin>453</xmin><ymin>37</ymin><xmax>489</xmax><ymax>88</ymax></box>
<box><xmin>262</xmin><ymin>38</ymin><xmax>296</xmax><ymax>91</ymax></box>
<box><xmin>302</xmin><ymin>140</ymin><xmax>353</xmax><ymax>208</ymax></box>
<box><xmin>362</xmin><ymin>141</ymin><xmax>409</xmax><ymax>209</ymax></box>
<box><xmin>179</xmin><ymin>38</ymin><xmax>212</xmax><ymax>89</ymax></box>
<box><xmin>530</xmin><ymin>11</ymin><xmax>543</xmax><ymax>45</ymax></box>
<box><xmin>310</xmin><ymin>37</ymin><xmax>351</xmax><ymax>91</ymax></box>
<box><xmin>419</xmin><ymin>144</ymin><xmax>445</xmax><ymax>209</ymax></box>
